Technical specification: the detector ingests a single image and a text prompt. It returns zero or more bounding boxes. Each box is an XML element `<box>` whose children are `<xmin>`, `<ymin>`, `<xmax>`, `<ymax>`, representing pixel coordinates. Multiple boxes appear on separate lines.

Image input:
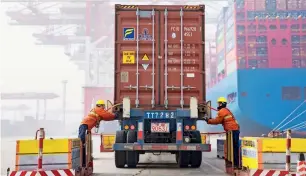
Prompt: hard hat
<box><xmin>217</xmin><ymin>97</ymin><xmax>227</xmax><ymax>103</ymax></box>
<box><xmin>96</xmin><ymin>100</ymin><xmax>105</xmax><ymax>105</ymax></box>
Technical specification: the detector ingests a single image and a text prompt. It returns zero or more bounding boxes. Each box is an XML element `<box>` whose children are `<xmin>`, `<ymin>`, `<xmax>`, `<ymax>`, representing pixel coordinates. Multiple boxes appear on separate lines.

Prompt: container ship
<box><xmin>199</xmin><ymin>0</ymin><xmax>306</xmax><ymax>137</ymax></box>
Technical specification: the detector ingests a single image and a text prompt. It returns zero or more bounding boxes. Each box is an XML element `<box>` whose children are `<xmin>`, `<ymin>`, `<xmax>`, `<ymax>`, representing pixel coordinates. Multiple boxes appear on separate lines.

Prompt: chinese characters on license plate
<box><xmin>151</xmin><ymin>123</ymin><xmax>170</xmax><ymax>133</ymax></box>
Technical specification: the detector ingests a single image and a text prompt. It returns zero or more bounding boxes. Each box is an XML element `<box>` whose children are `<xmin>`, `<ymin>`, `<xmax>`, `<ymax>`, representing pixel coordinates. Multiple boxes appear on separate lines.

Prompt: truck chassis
<box><xmin>113</xmin><ymin>97</ymin><xmax>212</xmax><ymax>168</ymax></box>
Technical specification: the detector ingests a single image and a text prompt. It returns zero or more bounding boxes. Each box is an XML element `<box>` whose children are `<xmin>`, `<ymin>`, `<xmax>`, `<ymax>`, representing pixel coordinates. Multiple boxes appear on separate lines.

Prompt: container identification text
<box><xmin>145</xmin><ymin>111</ymin><xmax>176</xmax><ymax>119</ymax></box>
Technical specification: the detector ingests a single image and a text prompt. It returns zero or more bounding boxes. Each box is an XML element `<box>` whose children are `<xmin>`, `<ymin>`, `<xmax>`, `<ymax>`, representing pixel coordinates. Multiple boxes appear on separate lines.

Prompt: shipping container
<box><xmin>217</xmin><ymin>7</ymin><xmax>228</xmax><ymax>23</ymax></box>
<box><xmin>288</xmin><ymin>0</ymin><xmax>298</xmax><ymax>10</ymax></box>
<box><xmin>255</xmin><ymin>0</ymin><xmax>266</xmax><ymax>10</ymax></box>
<box><xmin>114</xmin><ymin>5</ymin><xmax>205</xmax><ymax>108</ymax></box>
<box><xmin>266</xmin><ymin>0</ymin><xmax>277</xmax><ymax>10</ymax></box>
<box><xmin>225</xmin><ymin>5</ymin><xmax>234</xmax><ymax>21</ymax></box>
<box><xmin>276</xmin><ymin>0</ymin><xmax>287</xmax><ymax>10</ymax></box>
<box><xmin>113</xmin><ymin>5</ymin><xmax>212</xmax><ymax>169</ymax></box>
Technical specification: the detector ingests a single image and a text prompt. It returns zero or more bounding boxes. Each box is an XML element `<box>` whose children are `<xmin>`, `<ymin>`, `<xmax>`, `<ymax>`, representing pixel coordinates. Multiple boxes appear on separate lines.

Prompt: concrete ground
<box><xmin>1</xmin><ymin>136</ymin><xmax>227</xmax><ymax>176</ymax></box>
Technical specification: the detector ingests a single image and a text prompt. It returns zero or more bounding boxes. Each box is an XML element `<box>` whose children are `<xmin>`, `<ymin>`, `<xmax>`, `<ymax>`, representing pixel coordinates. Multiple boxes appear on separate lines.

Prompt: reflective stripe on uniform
<box><xmin>224</xmin><ymin>115</ymin><xmax>239</xmax><ymax>126</ymax></box>
<box><xmin>224</xmin><ymin>115</ymin><xmax>233</xmax><ymax>119</ymax></box>
<box><xmin>89</xmin><ymin>111</ymin><xmax>99</xmax><ymax>117</ymax></box>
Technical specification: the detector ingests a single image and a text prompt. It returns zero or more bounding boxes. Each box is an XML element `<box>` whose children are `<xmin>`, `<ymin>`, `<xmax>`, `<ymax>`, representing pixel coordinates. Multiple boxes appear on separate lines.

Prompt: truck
<box><xmin>112</xmin><ymin>4</ymin><xmax>212</xmax><ymax>168</ymax></box>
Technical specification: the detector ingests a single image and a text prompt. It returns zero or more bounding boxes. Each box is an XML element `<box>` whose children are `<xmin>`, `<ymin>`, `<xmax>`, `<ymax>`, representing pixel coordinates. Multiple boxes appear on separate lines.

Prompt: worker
<box><xmin>78</xmin><ymin>99</ymin><xmax>119</xmax><ymax>166</ymax></box>
<box><xmin>205</xmin><ymin>97</ymin><xmax>240</xmax><ymax>169</ymax></box>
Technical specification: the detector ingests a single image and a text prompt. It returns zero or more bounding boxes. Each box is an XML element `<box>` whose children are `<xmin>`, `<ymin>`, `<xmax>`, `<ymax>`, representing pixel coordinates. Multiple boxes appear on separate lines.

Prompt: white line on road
<box><xmin>202</xmin><ymin>160</ymin><xmax>224</xmax><ymax>173</ymax></box>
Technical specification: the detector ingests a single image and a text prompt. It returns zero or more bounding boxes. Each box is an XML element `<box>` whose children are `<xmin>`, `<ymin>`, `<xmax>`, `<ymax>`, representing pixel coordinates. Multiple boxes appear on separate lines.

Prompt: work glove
<box><xmin>114</xmin><ymin>112</ymin><xmax>120</xmax><ymax>120</ymax></box>
<box><xmin>203</xmin><ymin>115</ymin><xmax>210</xmax><ymax>123</ymax></box>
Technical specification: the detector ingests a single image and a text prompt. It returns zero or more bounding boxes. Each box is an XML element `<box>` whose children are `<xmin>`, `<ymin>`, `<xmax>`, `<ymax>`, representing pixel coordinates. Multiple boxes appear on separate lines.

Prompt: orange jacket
<box><xmin>208</xmin><ymin>108</ymin><xmax>239</xmax><ymax>132</ymax></box>
<box><xmin>81</xmin><ymin>107</ymin><xmax>116</xmax><ymax>130</ymax></box>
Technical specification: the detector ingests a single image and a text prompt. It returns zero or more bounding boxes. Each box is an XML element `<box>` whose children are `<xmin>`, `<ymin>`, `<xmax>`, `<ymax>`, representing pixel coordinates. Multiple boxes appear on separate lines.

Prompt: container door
<box><xmin>160</xmin><ymin>7</ymin><xmax>205</xmax><ymax>108</ymax></box>
<box><xmin>116</xmin><ymin>8</ymin><xmax>159</xmax><ymax>108</ymax></box>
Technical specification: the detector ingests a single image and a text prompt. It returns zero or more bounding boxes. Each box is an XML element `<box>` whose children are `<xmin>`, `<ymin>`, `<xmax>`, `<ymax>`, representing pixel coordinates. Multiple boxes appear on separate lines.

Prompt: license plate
<box><xmin>151</xmin><ymin>123</ymin><xmax>170</xmax><ymax>133</ymax></box>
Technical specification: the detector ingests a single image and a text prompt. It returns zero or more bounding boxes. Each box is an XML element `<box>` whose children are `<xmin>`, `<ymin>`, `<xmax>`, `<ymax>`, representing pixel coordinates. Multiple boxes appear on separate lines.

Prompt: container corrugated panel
<box><xmin>301</xmin><ymin>44</ymin><xmax>306</xmax><ymax>56</ymax></box>
<box><xmin>288</xmin><ymin>0</ymin><xmax>298</xmax><ymax>10</ymax></box>
<box><xmin>292</xmin><ymin>59</ymin><xmax>306</xmax><ymax>67</ymax></box>
<box><xmin>217</xmin><ymin>7</ymin><xmax>228</xmax><ymax>23</ymax></box>
<box><xmin>301</xmin><ymin>0</ymin><xmax>306</xmax><ymax>8</ymax></box>
<box><xmin>255</xmin><ymin>0</ymin><xmax>266</xmax><ymax>10</ymax></box>
<box><xmin>217</xmin><ymin>32</ymin><xmax>225</xmax><ymax>45</ymax></box>
<box><xmin>226</xmin><ymin>16</ymin><xmax>234</xmax><ymax>31</ymax></box>
<box><xmin>15</xmin><ymin>138</ymin><xmax>81</xmax><ymax>171</ymax></box>
<box><xmin>276</xmin><ymin>0</ymin><xmax>287</xmax><ymax>10</ymax></box>
<box><xmin>265</xmin><ymin>0</ymin><xmax>276</xmax><ymax>10</ymax></box>
<box><xmin>217</xmin><ymin>23</ymin><xmax>224</xmax><ymax>35</ymax></box>
<box><xmin>226</xmin><ymin>38</ymin><xmax>235</xmax><ymax>55</ymax></box>
<box><xmin>217</xmin><ymin>49</ymin><xmax>225</xmax><ymax>62</ymax></box>
<box><xmin>114</xmin><ymin>5</ymin><xmax>206</xmax><ymax>108</ymax></box>
<box><xmin>217</xmin><ymin>42</ymin><xmax>225</xmax><ymax>54</ymax></box>
<box><xmin>258</xmin><ymin>59</ymin><xmax>269</xmax><ymax>68</ymax></box>
<box><xmin>226</xmin><ymin>47</ymin><xmax>238</xmax><ymax>76</ymax></box>
<box><xmin>217</xmin><ymin>60</ymin><xmax>226</xmax><ymax>74</ymax></box>
<box><xmin>296</xmin><ymin>0</ymin><xmax>303</xmax><ymax>9</ymax></box>
<box><xmin>225</xmin><ymin>5</ymin><xmax>234</xmax><ymax>21</ymax></box>
<box><xmin>245</xmin><ymin>0</ymin><xmax>256</xmax><ymax>10</ymax></box>
<box><xmin>226</xmin><ymin>25</ymin><xmax>234</xmax><ymax>45</ymax></box>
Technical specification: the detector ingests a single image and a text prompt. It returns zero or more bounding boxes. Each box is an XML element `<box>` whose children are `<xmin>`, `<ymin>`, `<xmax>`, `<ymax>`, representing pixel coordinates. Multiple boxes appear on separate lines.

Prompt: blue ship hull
<box><xmin>198</xmin><ymin>68</ymin><xmax>306</xmax><ymax>137</ymax></box>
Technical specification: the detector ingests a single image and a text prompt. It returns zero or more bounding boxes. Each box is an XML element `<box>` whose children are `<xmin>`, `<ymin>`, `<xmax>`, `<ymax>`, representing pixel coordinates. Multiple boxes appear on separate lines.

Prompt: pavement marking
<box><xmin>202</xmin><ymin>159</ymin><xmax>224</xmax><ymax>173</ymax></box>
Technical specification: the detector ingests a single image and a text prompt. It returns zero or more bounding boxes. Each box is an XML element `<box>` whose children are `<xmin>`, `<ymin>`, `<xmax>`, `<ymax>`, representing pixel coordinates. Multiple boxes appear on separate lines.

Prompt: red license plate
<box><xmin>151</xmin><ymin>123</ymin><xmax>170</xmax><ymax>133</ymax></box>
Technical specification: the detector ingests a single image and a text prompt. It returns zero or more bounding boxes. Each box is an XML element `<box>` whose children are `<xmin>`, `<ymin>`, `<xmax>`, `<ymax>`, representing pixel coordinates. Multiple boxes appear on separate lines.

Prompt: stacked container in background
<box><xmin>216</xmin><ymin>7</ymin><xmax>228</xmax><ymax>81</ymax></box>
<box><xmin>206</xmin><ymin>42</ymin><xmax>217</xmax><ymax>89</ymax></box>
<box><xmin>208</xmin><ymin>0</ymin><xmax>306</xmax><ymax>84</ymax></box>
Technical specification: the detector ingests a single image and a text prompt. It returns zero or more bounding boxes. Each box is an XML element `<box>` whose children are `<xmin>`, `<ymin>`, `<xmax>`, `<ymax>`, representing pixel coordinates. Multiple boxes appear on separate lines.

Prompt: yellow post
<box><xmin>230</xmin><ymin>131</ymin><xmax>234</xmax><ymax>167</ymax></box>
<box><xmin>226</xmin><ymin>131</ymin><xmax>234</xmax><ymax>167</ymax></box>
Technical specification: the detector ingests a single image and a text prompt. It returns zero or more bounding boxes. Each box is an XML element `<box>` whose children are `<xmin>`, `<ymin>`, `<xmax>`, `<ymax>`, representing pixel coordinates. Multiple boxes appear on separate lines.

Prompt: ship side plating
<box><xmin>201</xmin><ymin>0</ymin><xmax>306</xmax><ymax>136</ymax></box>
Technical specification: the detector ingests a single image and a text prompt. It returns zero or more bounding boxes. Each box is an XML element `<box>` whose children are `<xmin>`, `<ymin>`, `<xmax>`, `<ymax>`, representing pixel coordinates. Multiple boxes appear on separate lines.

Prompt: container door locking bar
<box><xmin>135</xmin><ymin>7</ymin><xmax>140</xmax><ymax>108</ymax></box>
<box><xmin>151</xmin><ymin>8</ymin><xmax>156</xmax><ymax>108</ymax></box>
<box><xmin>164</xmin><ymin>8</ymin><xmax>169</xmax><ymax>109</ymax></box>
<box><xmin>126</xmin><ymin>8</ymin><xmax>156</xmax><ymax>108</ymax></box>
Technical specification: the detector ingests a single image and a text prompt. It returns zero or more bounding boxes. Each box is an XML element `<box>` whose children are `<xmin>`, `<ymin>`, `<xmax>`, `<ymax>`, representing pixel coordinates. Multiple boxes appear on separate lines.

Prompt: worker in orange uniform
<box><xmin>205</xmin><ymin>97</ymin><xmax>240</xmax><ymax>169</ymax></box>
<box><xmin>78</xmin><ymin>100</ymin><xmax>119</xmax><ymax>166</ymax></box>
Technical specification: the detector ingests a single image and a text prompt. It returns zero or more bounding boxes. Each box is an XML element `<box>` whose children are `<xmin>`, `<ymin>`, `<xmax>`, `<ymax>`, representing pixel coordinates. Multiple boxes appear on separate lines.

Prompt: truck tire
<box><xmin>115</xmin><ymin>130</ymin><xmax>127</xmax><ymax>168</ymax></box>
<box><xmin>190</xmin><ymin>130</ymin><xmax>202</xmax><ymax>168</ymax></box>
<box><xmin>178</xmin><ymin>151</ymin><xmax>190</xmax><ymax>168</ymax></box>
<box><xmin>126</xmin><ymin>131</ymin><xmax>138</xmax><ymax>168</ymax></box>
<box><xmin>175</xmin><ymin>153</ymin><xmax>179</xmax><ymax>163</ymax></box>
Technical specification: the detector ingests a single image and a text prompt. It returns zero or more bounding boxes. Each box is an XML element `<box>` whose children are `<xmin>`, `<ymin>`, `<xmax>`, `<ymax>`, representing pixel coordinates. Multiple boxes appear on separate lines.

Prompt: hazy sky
<box><xmin>0</xmin><ymin>4</ymin><xmax>85</xmax><ymax>112</ymax></box>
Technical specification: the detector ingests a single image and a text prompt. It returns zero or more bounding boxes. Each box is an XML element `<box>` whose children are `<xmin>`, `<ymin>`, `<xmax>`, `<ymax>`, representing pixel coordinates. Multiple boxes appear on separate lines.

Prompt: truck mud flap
<box><xmin>113</xmin><ymin>143</ymin><xmax>211</xmax><ymax>152</ymax></box>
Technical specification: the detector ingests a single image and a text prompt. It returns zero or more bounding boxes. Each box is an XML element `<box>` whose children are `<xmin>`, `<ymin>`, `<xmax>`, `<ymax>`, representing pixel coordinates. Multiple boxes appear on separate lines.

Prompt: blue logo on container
<box><xmin>123</xmin><ymin>28</ymin><xmax>135</xmax><ymax>40</ymax></box>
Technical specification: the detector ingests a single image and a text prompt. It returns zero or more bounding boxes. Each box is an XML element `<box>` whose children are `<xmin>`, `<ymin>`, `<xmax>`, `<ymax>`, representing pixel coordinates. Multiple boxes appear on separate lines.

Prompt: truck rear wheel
<box><xmin>126</xmin><ymin>131</ymin><xmax>138</xmax><ymax>168</ymax></box>
<box><xmin>178</xmin><ymin>151</ymin><xmax>190</xmax><ymax>168</ymax></box>
<box><xmin>115</xmin><ymin>130</ymin><xmax>127</xmax><ymax>168</ymax></box>
<box><xmin>175</xmin><ymin>153</ymin><xmax>179</xmax><ymax>163</ymax></box>
<box><xmin>190</xmin><ymin>131</ymin><xmax>202</xmax><ymax>168</ymax></box>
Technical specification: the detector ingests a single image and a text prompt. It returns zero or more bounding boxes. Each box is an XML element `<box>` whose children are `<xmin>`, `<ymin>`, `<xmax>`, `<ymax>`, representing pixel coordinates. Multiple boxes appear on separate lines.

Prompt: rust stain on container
<box><xmin>114</xmin><ymin>4</ymin><xmax>206</xmax><ymax>109</ymax></box>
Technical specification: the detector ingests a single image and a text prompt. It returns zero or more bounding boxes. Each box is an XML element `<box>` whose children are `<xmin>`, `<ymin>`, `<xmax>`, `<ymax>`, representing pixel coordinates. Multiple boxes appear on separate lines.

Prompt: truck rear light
<box><xmin>191</xmin><ymin>125</ymin><xmax>196</xmax><ymax>130</ymax></box>
<box><xmin>185</xmin><ymin>125</ymin><xmax>190</xmax><ymax>130</ymax></box>
<box><xmin>130</xmin><ymin>125</ymin><xmax>135</xmax><ymax>130</ymax></box>
<box><xmin>124</xmin><ymin>125</ymin><xmax>129</xmax><ymax>130</ymax></box>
